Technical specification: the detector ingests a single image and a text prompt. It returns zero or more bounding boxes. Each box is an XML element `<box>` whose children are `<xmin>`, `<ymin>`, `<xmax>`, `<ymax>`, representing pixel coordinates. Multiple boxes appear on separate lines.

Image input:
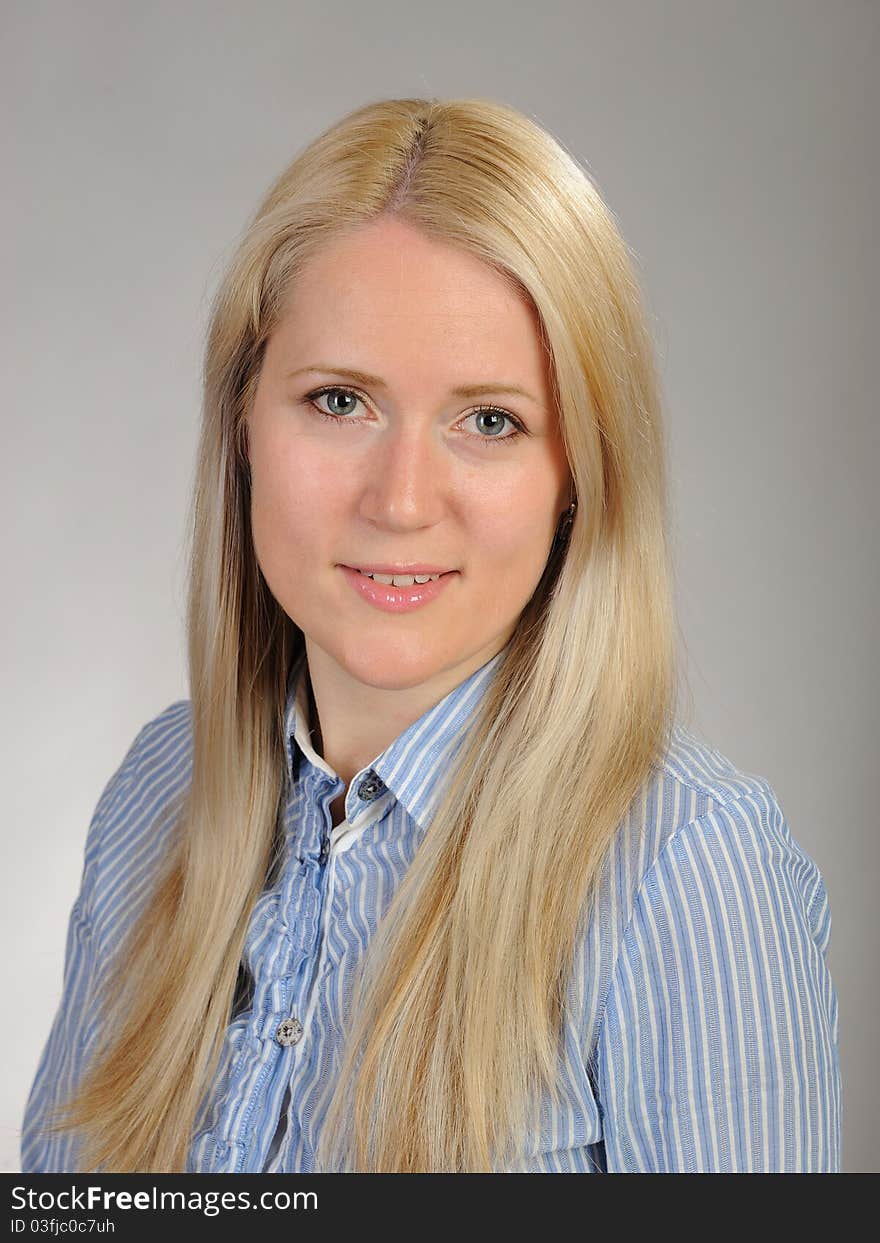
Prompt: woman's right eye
<box><xmin>305</xmin><ymin>386</ymin><xmax>367</xmax><ymax>422</ymax></box>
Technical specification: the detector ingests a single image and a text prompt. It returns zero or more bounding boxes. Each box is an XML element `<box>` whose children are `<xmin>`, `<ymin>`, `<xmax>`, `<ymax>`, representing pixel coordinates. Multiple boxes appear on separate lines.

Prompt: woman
<box><xmin>21</xmin><ymin>96</ymin><xmax>840</xmax><ymax>1174</ymax></box>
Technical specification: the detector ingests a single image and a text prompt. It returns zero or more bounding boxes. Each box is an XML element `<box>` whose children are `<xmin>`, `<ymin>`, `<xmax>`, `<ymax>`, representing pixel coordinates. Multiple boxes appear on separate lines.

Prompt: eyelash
<box><xmin>303</xmin><ymin>385</ymin><xmax>526</xmax><ymax>447</ymax></box>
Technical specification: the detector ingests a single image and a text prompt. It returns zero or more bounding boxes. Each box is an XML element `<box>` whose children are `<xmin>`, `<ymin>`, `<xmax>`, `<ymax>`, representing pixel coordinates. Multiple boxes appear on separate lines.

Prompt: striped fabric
<box><xmin>21</xmin><ymin>647</ymin><xmax>841</xmax><ymax>1172</ymax></box>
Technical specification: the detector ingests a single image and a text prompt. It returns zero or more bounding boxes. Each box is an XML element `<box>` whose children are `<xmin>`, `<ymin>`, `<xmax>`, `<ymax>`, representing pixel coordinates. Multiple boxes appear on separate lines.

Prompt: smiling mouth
<box><xmin>340</xmin><ymin>561</ymin><xmax>457</xmax><ymax>581</ymax></box>
<box><xmin>352</xmin><ymin>569</ymin><xmax>445</xmax><ymax>585</ymax></box>
<box><xmin>339</xmin><ymin>563</ymin><xmax>456</xmax><ymax>614</ymax></box>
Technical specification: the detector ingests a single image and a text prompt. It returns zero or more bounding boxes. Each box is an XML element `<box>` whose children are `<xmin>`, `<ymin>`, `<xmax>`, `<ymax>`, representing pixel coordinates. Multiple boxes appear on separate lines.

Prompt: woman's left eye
<box><xmin>304</xmin><ymin>387</ymin><xmax>524</xmax><ymax>446</ymax></box>
<box><xmin>461</xmin><ymin>406</ymin><xmax>524</xmax><ymax>444</ymax></box>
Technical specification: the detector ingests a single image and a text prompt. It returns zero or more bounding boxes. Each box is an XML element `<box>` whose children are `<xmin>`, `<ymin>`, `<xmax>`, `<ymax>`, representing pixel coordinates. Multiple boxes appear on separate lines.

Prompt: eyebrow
<box><xmin>287</xmin><ymin>364</ymin><xmax>541</xmax><ymax>406</ymax></box>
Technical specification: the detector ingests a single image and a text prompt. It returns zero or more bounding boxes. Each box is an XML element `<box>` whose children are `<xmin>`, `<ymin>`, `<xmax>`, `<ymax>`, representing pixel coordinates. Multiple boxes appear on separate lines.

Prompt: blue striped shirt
<box><xmin>21</xmin><ymin>648</ymin><xmax>841</xmax><ymax>1172</ymax></box>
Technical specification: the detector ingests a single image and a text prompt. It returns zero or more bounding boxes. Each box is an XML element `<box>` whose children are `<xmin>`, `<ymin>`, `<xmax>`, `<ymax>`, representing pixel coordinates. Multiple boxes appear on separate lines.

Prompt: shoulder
<box><xmin>87</xmin><ymin>698</ymin><xmax>194</xmax><ymax>862</ymax></box>
<box><xmin>583</xmin><ymin>725</ymin><xmax>840</xmax><ymax>1171</ymax></box>
<box><xmin>81</xmin><ymin>699</ymin><xmax>194</xmax><ymax>953</ymax></box>
<box><xmin>663</xmin><ymin>724</ymin><xmax>827</xmax><ymax>932</ymax></box>
<box><xmin>571</xmin><ymin>721</ymin><xmax>830</xmax><ymax>1045</ymax></box>
<box><xmin>614</xmin><ymin>720</ymin><xmax>823</xmax><ymax>931</ymax></box>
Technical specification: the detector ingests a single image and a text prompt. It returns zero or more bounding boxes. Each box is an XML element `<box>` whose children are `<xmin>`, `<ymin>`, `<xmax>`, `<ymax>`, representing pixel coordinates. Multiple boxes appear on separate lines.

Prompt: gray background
<box><xmin>2</xmin><ymin>0</ymin><xmax>876</xmax><ymax>1173</ymax></box>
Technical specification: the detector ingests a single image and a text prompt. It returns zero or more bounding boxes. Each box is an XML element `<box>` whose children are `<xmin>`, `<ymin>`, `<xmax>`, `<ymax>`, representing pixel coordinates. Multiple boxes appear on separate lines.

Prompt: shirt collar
<box><xmin>283</xmin><ymin>646</ymin><xmax>507</xmax><ymax>833</ymax></box>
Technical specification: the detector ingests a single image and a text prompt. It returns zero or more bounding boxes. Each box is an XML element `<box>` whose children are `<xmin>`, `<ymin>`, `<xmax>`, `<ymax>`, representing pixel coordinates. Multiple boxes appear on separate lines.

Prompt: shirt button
<box><xmin>275</xmin><ymin>1017</ymin><xmax>303</xmax><ymax>1047</ymax></box>
<box><xmin>318</xmin><ymin>838</ymin><xmax>330</xmax><ymax>866</ymax></box>
<box><xmin>357</xmin><ymin>771</ymin><xmax>384</xmax><ymax>802</ymax></box>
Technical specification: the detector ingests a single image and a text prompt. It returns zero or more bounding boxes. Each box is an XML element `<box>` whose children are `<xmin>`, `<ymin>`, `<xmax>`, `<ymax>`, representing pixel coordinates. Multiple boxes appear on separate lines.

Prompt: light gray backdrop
<box><xmin>2</xmin><ymin>0</ymin><xmax>876</xmax><ymax>1173</ymax></box>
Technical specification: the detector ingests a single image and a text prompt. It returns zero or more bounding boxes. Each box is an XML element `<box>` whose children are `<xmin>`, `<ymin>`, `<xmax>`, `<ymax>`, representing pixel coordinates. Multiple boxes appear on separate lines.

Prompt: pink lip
<box><xmin>343</xmin><ymin>563</ymin><xmax>452</xmax><ymax>575</ymax></box>
<box><xmin>340</xmin><ymin>565</ymin><xmax>457</xmax><ymax>613</ymax></box>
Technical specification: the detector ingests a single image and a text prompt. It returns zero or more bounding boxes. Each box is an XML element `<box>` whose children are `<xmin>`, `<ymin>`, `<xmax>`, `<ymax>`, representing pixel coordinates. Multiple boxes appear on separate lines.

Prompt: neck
<box><xmin>301</xmin><ymin>636</ymin><xmax>508</xmax><ymax>796</ymax></box>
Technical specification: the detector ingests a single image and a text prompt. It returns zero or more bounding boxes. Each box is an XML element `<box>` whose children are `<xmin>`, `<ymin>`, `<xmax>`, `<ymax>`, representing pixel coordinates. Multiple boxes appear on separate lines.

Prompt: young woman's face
<box><xmin>247</xmin><ymin>215</ymin><xmax>571</xmax><ymax>693</ymax></box>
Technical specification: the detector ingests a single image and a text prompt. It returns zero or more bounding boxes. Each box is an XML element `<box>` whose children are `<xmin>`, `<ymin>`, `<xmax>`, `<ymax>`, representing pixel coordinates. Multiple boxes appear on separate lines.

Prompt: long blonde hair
<box><xmin>50</xmin><ymin>96</ymin><xmax>680</xmax><ymax>1171</ymax></box>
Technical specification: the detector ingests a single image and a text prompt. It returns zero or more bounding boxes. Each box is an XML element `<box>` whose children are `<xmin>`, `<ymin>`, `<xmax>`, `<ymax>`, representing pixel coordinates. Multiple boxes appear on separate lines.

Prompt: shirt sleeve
<box><xmin>595</xmin><ymin>786</ymin><xmax>841</xmax><ymax>1172</ymax></box>
<box><xmin>19</xmin><ymin>725</ymin><xmax>148</xmax><ymax>1173</ymax></box>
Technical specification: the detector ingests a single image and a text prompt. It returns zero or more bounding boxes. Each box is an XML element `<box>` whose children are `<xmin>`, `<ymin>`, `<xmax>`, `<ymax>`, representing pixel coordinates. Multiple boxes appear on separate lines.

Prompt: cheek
<box><xmin>469</xmin><ymin>482</ymin><xmax>557</xmax><ymax>572</ymax></box>
<box><xmin>250</xmin><ymin>412</ymin><xmax>338</xmax><ymax>511</ymax></box>
<box><xmin>249</xmin><ymin>434</ymin><xmax>321</xmax><ymax>564</ymax></box>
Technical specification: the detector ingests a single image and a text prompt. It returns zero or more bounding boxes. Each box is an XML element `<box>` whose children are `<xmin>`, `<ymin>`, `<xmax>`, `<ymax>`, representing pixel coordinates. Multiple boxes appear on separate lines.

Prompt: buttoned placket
<box><xmin>264</xmin><ymin>766</ymin><xmax>393</xmax><ymax>1173</ymax></box>
<box><xmin>241</xmin><ymin>763</ymin><xmax>392</xmax><ymax>1173</ymax></box>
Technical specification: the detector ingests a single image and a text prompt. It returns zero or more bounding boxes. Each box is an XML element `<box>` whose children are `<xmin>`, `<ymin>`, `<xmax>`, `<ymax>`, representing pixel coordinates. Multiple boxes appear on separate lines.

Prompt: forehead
<box><xmin>268</xmin><ymin>217</ymin><xmax>550</xmax><ymax>393</ymax></box>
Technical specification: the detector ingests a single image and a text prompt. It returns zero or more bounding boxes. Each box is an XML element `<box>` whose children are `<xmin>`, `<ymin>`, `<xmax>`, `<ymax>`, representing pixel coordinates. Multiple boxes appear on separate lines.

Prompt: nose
<box><xmin>356</xmin><ymin>421</ymin><xmax>449</xmax><ymax>531</ymax></box>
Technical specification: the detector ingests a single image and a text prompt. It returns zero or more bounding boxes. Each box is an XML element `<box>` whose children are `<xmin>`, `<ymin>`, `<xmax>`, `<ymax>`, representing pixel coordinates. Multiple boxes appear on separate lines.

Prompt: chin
<box><xmin>334</xmin><ymin>635</ymin><xmax>459</xmax><ymax>692</ymax></box>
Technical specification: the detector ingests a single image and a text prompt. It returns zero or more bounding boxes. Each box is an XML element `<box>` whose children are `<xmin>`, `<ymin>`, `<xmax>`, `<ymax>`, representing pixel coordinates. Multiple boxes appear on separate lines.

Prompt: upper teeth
<box><xmin>359</xmin><ymin>571</ymin><xmax>442</xmax><ymax>586</ymax></box>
